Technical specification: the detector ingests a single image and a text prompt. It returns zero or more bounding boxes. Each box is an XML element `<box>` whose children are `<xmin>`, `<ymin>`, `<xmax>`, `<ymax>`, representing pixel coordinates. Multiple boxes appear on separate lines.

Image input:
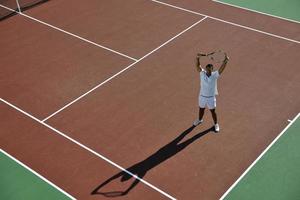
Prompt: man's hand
<box><xmin>195</xmin><ymin>54</ymin><xmax>202</xmax><ymax>72</ymax></box>
<box><xmin>219</xmin><ymin>53</ymin><xmax>229</xmax><ymax>75</ymax></box>
<box><xmin>224</xmin><ymin>53</ymin><xmax>229</xmax><ymax>62</ymax></box>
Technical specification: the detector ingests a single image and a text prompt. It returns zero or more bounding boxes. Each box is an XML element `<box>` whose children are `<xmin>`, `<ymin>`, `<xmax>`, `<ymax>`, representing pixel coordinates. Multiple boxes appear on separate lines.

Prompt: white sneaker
<box><xmin>193</xmin><ymin>119</ymin><xmax>203</xmax><ymax>126</ymax></box>
<box><xmin>214</xmin><ymin>124</ymin><xmax>220</xmax><ymax>132</ymax></box>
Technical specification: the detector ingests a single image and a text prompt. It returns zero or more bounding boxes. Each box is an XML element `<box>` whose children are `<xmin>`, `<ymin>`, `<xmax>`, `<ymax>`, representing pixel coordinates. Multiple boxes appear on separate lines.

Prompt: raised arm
<box><xmin>218</xmin><ymin>53</ymin><xmax>229</xmax><ymax>75</ymax></box>
<box><xmin>195</xmin><ymin>53</ymin><xmax>206</xmax><ymax>72</ymax></box>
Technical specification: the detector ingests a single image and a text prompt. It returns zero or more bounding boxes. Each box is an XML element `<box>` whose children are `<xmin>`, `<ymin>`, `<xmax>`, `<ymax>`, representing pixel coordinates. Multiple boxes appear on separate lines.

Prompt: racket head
<box><xmin>207</xmin><ymin>50</ymin><xmax>226</xmax><ymax>63</ymax></box>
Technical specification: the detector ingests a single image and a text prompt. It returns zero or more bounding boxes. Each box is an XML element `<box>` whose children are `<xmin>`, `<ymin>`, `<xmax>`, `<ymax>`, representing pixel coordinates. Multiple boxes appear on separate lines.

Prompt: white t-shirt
<box><xmin>200</xmin><ymin>70</ymin><xmax>220</xmax><ymax>97</ymax></box>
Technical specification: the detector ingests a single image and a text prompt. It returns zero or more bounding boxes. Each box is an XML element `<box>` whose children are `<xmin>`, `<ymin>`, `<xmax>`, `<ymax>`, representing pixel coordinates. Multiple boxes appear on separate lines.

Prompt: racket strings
<box><xmin>208</xmin><ymin>51</ymin><xmax>225</xmax><ymax>63</ymax></box>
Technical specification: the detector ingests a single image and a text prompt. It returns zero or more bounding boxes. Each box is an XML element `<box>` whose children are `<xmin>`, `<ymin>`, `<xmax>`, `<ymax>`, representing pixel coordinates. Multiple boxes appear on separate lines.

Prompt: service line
<box><xmin>42</xmin><ymin>16</ymin><xmax>208</xmax><ymax>122</ymax></box>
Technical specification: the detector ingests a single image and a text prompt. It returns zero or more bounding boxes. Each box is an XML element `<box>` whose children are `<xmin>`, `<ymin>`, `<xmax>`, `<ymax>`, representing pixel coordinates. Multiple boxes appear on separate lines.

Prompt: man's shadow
<box><xmin>91</xmin><ymin>125</ymin><xmax>215</xmax><ymax>197</ymax></box>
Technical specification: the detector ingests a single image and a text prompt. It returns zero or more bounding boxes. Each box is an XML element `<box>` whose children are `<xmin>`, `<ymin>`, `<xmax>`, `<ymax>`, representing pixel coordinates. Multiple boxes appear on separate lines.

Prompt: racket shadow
<box><xmin>91</xmin><ymin>125</ymin><xmax>214</xmax><ymax>197</ymax></box>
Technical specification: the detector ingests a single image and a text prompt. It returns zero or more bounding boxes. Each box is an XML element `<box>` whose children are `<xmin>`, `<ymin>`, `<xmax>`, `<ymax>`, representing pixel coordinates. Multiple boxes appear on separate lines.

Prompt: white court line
<box><xmin>0</xmin><ymin>4</ymin><xmax>138</xmax><ymax>61</ymax></box>
<box><xmin>0</xmin><ymin>98</ymin><xmax>176</xmax><ymax>200</ymax></box>
<box><xmin>219</xmin><ymin>112</ymin><xmax>300</xmax><ymax>200</ymax></box>
<box><xmin>150</xmin><ymin>0</ymin><xmax>300</xmax><ymax>44</ymax></box>
<box><xmin>0</xmin><ymin>148</ymin><xmax>76</xmax><ymax>200</ymax></box>
<box><xmin>42</xmin><ymin>16</ymin><xmax>207</xmax><ymax>122</ymax></box>
<box><xmin>212</xmin><ymin>0</ymin><xmax>300</xmax><ymax>25</ymax></box>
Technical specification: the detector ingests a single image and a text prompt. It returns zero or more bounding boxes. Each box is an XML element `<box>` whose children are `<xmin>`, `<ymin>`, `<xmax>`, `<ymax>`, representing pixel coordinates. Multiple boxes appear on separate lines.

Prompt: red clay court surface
<box><xmin>1</xmin><ymin>0</ymin><xmax>300</xmax><ymax>200</ymax></box>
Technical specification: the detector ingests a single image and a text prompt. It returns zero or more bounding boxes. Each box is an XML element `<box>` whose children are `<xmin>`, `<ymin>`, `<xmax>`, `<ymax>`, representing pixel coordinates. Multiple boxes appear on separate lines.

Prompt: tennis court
<box><xmin>1</xmin><ymin>0</ymin><xmax>300</xmax><ymax>199</ymax></box>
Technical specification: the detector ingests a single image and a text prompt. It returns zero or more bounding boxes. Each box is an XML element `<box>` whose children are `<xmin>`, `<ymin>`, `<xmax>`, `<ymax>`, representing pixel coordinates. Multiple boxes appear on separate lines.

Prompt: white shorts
<box><xmin>199</xmin><ymin>96</ymin><xmax>216</xmax><ymax>109</ymax></box>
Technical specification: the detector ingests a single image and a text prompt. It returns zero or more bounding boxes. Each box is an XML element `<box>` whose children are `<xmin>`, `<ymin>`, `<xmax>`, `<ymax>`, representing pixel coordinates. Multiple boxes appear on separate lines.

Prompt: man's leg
<box><xmin>194</xmin><ymin>96</ymin><xmax>206</xmax><ymax>126</ymax></box>
<box><xmin>199</xmin><ymin>107</ymin><xmax>205</xmax><ymax>121</ymax></box>
<box><xmin>193</xmin><ymin>107</ymin><xmax>205</xmax><ymax>126</ymax></box>
<box><xmin>210</xmin><ymin>109</ymin><xmax>220</xmax><ymax>132</ymax></box>
<box><xmin>210</xmin><ymin>109</ymin><xmax>217</xmax><ymax>124</ymax></box>
<box><xmin>207</xmin><ymin>97</ymin><xmax>220</xmax><ymax>132</ymax></box>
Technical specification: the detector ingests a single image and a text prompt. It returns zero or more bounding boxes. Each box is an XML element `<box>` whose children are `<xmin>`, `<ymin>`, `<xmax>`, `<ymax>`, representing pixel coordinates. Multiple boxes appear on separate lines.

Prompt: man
<box><xmin>193</xmin><ymin>52</ymin><xmax>229</xmax><ymax>132</ymax></box>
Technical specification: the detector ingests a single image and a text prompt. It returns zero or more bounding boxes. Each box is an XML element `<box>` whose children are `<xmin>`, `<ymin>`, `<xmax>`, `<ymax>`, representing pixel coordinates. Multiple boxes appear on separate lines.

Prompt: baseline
<box><xmin>150</xmin><ymin>0</ymin><xmax>300</xmax><ymax>44</ymax></box>
<box><xmin>0</xmin><ymin>98</ymin><xmax>176</xmax><ymax>200</ymax></box>
<box><xmin>0</xmin><ymin>4</ymin><xmax>137</xmax><ymax>61</ymax></box>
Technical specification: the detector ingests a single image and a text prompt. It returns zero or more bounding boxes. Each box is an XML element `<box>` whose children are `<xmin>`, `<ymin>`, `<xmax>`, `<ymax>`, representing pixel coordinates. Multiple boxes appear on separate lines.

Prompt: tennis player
<box><xmin>193</xmin><ymin>52</ymin><xmax>229</xmax><ymax>132</ymax></box>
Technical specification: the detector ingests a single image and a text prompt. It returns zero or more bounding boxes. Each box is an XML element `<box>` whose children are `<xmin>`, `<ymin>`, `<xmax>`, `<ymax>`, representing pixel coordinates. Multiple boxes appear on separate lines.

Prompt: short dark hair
<box><xmin>206</xmin><ymin>64</ymin><xmax>213</xmax><ymax>68</ymax></box>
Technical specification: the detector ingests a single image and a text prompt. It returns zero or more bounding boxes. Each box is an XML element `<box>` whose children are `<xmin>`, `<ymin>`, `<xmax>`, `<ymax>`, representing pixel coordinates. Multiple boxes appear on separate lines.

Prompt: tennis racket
<box><xmin>207</xmin><ymin>50</ymin><xmax>227</xmax><ymax>63</ymax></box>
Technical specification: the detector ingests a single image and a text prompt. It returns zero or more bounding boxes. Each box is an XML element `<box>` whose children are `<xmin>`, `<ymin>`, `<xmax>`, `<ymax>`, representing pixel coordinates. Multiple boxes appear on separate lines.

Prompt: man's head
<box><xmin>206</xmin><ymin>64</ymin><xmax>213</xmax><ymax>73</ymax></box>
